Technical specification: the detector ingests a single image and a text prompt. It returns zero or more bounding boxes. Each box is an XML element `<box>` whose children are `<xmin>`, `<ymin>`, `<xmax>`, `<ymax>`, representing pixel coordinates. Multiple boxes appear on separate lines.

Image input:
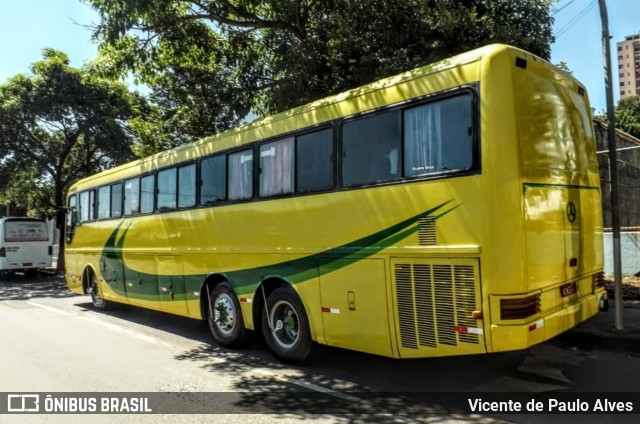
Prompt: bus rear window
<box><xmin>4</xmin><ymin>220</ymin><xmax>49</xmax><ymax>242</ymax></box>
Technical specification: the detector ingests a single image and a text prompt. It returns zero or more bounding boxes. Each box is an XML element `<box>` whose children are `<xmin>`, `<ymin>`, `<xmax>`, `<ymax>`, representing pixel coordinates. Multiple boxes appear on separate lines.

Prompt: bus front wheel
<box><xmin>262</xmin><ymin>286</ymin><xmax>313</xmax><ymax>364</ymax></box>
<box><xmin>89</xmin><ymin>272</ymin><xmax>109</xmax><ymax>310</ymax></box>
<box><xmin>207</xmin><ymin>282</ymin><xmax>250</xmax><ymax>348</ymax></box>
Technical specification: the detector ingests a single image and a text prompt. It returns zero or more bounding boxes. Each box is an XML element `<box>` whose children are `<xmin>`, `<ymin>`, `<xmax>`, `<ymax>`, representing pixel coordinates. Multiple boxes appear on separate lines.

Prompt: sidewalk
<box><xmin>562</xmin><ymin>300</ymin><xmax>640</xmax><ymax>351</ymax></box>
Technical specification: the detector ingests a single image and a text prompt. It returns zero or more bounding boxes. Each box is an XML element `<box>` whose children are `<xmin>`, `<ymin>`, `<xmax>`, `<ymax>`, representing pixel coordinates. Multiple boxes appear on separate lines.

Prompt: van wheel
<box><xmin>207</xmin><ymin>282</ymin><xmax>251</xmax><ymax>347</ymax></box>
<box><xmin>262</xmin><ymin>286</ymin><xmax>313</xmax><ymax>364</ymax></box>
<box><xmin>89</xmin><ymin>272</ymin><xmax>109</xmax><ymax>310</ymax></box>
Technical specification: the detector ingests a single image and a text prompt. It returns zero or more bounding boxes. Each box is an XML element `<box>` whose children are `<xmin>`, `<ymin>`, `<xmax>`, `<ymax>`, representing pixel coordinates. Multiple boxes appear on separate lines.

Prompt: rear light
<box><xmin>500</xmin><ymin>294</ymin><xmax>541</xmax><ymax>320</ymax></box>
<box><xmin>592</xmin><ymin>271</ymin><xmax>605</xmax><ymax>290</ymax></box>
<box><xmin>0</xmin><ymin>247</ymin><xmax>5</xmax><ymax>257</ymax></box>
<box><xmin>48</xmin><ymin>246</ymin><xmax>53</xmax><ymax>256</ymax></box>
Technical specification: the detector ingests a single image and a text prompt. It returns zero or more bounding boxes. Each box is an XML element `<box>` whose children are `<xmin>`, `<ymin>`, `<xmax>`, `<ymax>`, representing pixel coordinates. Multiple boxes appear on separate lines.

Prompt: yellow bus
<box><xmin>64</xmin><ymin>44</ymin><xmax>607</xmax><ymax>363</ymax></box>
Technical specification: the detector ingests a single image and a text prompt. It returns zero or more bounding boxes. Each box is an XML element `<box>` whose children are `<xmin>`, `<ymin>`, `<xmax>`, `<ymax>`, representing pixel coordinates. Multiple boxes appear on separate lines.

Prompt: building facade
<box><xmin>617</xmin><ymin>33</ymin><xmax>640</xmax><ymax>99</ymax></box>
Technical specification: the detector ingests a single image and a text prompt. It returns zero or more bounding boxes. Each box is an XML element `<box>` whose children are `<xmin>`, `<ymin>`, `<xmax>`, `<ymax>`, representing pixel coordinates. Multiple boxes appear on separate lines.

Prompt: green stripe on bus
<box><xmin>99</xmin><ymin>200</ymin><xmax>457</xmax><ymax>299</ymax></box>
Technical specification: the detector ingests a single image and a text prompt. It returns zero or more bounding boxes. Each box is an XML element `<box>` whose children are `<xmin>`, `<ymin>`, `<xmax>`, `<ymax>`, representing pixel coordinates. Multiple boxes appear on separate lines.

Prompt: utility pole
<box><xmin>597</xmin><ymin>0</ymin><xmax>624</xmax><ymax>330</ymax></box>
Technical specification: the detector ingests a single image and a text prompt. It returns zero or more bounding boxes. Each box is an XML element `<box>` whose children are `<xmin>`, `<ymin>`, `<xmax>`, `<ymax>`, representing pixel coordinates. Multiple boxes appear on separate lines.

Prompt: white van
<box><xmin>0</xmin><ymin>217</ymin><xmax>52</xmax><ymax>275</ymax></box>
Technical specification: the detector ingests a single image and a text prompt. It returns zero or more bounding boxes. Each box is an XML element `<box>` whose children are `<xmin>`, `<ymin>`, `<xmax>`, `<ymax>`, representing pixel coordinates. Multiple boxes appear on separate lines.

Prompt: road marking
<box><xmin>252</xmin><ymin>367</ymin><xmax>361</xmax><ymax>402</ymax></box>
<box><xmin>27</xmin><ymin>301</ymin><xmax>72</xmax><ymax>316</ymax></box>
<box><xmin>27</xmin><ymin>300</ymin><xmax>359</xmax><ymax>402</ymax></box>
<box><xmin>27</xmin><ymin>301</ymin><xmax>171</xmax><ymax>347</ymax></box>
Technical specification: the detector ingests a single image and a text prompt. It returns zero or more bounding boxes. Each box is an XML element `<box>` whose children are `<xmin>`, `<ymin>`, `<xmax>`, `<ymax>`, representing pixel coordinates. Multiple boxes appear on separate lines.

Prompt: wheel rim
<box><xmin>213</xmin><ymin>293</ymin><xmax>236</xmax><ymax>336</ymax></box>
<box><xmin>269</xmin><ymin>299</ymin><xmax>299</xmax><ymax>349</ymax></box>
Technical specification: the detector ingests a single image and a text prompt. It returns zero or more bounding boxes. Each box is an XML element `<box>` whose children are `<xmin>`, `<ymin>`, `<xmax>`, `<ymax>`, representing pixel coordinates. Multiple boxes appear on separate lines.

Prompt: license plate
<box><xmin>560</xmin><ymin>282</ymin><xmax>577</xmax><ymax>297</ymax></box>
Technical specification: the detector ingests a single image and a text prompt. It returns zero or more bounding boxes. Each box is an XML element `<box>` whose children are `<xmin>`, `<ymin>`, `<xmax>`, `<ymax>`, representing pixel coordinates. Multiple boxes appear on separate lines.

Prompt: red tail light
<box><xmin>500</xmin><ymin>294</ymin><xmax>541</xmax><ymax>320</ymax></box>
<box><xmin>0</xmin><ymin>247</ymin><xmax>5</xmax><ymax>257</ymax></box>
<box><xmin>592</xmin><ymin>271</ymin><xmax>605</xmax><ymax>290</ymax></box>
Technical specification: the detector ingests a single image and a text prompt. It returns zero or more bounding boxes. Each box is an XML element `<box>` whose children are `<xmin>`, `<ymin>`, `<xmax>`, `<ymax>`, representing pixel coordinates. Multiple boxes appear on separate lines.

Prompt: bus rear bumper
<box><xmin>488</xmin><ymin>291</ymin><xmax>603</xmax><ymax>352</ymax></box>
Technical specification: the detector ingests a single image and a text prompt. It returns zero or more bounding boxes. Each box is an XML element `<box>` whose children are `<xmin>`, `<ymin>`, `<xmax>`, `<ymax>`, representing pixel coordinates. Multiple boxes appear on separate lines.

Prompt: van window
<box><xmin>4</xmin><ymin>219</ymin><xmax>49</xmax><ymax>242</ymax></box>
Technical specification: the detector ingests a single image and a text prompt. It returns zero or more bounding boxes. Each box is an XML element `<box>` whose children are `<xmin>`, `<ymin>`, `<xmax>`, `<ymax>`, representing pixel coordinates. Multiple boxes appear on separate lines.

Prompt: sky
<box><xmin>0</xmin><ymin>0</ymin><xmax>638</xmax><ymax>113</ymax></box>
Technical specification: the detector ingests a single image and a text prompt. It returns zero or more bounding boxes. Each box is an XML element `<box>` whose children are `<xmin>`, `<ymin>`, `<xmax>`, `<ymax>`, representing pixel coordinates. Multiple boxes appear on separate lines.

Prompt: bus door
<box><xmin>319</xmin><ymin>258</ymin><xmax>394</xmax><ymax>357</ymax></box>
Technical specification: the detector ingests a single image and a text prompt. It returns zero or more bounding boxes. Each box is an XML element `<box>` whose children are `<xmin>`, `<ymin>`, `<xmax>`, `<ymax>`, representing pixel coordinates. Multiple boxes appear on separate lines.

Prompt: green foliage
<box><xmin>595</xmin><ymin>96</ymin><xmax>640</xmax><ymax>140</ymax></box>
<box><xmin>0</xmin><ymin>49</ymin><xmax>143</xmax><ymax>216</ymax></box>
<box><xmin>86</xmin><ymin>0</ymin><xmax>557</xmax><ymax>150</ymax></box>
<box><xmin>615</xmin><ymin>96</ymin><xmax>640</xmax><ymax>139</ymax></box>
<box><xmin>555</xmin><ymin>61</ymin><xmax>573</xmax><ymax>75</ymax></box>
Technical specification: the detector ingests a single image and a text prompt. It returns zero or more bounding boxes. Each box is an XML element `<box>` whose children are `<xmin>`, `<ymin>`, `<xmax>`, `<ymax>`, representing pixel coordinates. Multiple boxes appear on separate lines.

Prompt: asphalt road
<box><xmin>1</xmin><ymin>272</ymin><xmax>639</xmax><ymax>424</ymax></box>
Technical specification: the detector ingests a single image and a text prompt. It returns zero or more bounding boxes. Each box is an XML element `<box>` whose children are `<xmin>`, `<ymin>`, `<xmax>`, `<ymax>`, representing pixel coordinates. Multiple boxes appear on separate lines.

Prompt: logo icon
<box><xmin>566</xmin><ymin>201</ymin><xmax>577</xmax><ymax>223</ymax></box>
<box><xmin>7</xmin><ymin>394</ymin><xmax>40</xmax><ymax>412</ymax></box>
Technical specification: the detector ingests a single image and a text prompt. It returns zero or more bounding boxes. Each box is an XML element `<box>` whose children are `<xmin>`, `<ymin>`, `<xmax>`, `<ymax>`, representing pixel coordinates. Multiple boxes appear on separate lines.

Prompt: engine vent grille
<box><xmin>394</xmin><ymin>261</ymin><xmax>480</xmax><ymax>350</ymax></box>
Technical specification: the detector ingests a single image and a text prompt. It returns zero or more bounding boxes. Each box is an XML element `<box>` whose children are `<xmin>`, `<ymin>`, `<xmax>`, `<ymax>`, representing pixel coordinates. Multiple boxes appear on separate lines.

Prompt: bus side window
<box><xmin>404</xmin><ymin>94</ymin><xmax>473</xmax><ymax>177</ymax></box>
<box><xmin>158</xmin><ymin>167</ymin><xmax>178</xmax><ymax>210</ymax></box>
<box><xmin>201</xmin><ymin>154</ymin><xmax>227</xmax><ymax>204</ymax></box>
<box><xmin>124</xmin><ymin>177</ymin><xmax>141</xmax><ymax>215</ymax></box>
<box><xmin>111</xmin><ymin>183</ymin><xmax>123</xmax><ymax>218</ymax></box>
<box><xmin>97</xmin><ymin>186</ymin><xmax>110</xmax><ymax>219</ymax></box>
<box><xmin>296</xmin><ymin>128</ymin><xmax>334</xmax><ymax>193</ymax></box>
<box><xmin>228</xmin><ymin>149</ymin><xmax>253</xmax><ymax>201</ymax></box>
<box><xmin>341</xmin><ymin>109</ymin><xmax>401</xmax><ymax>186</ymax></box>
<box><xmin>66</xmin><ymin>195</ymin><xmax>77</xmax><ymax>243</ymax></box>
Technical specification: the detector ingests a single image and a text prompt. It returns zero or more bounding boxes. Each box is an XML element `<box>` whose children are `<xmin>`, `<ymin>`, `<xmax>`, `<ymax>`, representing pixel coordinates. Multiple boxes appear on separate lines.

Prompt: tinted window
<box><xmin>79</xmin><ymin>191</ymin><xmax>90</xmax><ymax>222</ymax></box>
<box><xmin>140</xmin><ymin>175</ymin><xmax>155</xmax><ymax>213</ymax></box>
<box><xmin>124</xmin><ymin>177</ymin><xmax>140</xmax><ymax>215</ymax></box>
<box><xmin>110</xmin><ymin>183</ymin><xmax>122</xmax><ymax>217</ymax></box>
<box><xmin>178</xmin><ymin>164</ymin><xmax>196</xmax><ymax>208</ymax></box>
<box><xmin>158</xmin><ymin>168</ymin><xmax>177</xmax><ymax>210</ymax></box>
<box><xmin>228</xmin><ymin>150</ymin><xmax>253</xmax><ymax>201</ymax></box>
<box><xmin>98</xmin><ymin>186</ymin><xmax>110</xmax><ymax>219</ymax></box>
<box><xmin>201</xmin><ymin>155</ymin><xmax>226</xmax><ymax>204</ymax></box>
<box><xmin>404</xmin><ymin>94</ymin><xmax>473</xmax><ymax>177</ymax></box>
<box><xmin>341</xmin><ymin>110</ymin><xmax>401</xmax><ymax>186</ymax></box>
<box><xmin>260</xmin><ymin>138</ymin><xmax>294</xmax><ymax>197</ymax></box>
<box><xmin>296</xmin><ymin>128</ymin><xmax>334</xmax><ymax>193</ymax></box>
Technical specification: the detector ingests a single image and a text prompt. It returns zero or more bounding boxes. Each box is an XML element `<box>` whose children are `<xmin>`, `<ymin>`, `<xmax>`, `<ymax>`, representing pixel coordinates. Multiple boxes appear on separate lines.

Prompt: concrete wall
<box><xmin>604</xmin><ymin>231</ymin><xmax>640</xmax><ymax>276</ymax></box>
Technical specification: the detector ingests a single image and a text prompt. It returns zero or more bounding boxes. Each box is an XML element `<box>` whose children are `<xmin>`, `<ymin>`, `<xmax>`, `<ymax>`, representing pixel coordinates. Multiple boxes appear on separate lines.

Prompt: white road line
<box><xmin>252</xmin><ymin>367</ymin><xmax>361</xmax><ymax>402</ymax></box>
<box><xmin>27</xmin><ymin>301</ymin><xmax>171</xmax><ymax>347</ymax></box>
<box><xmin>27</xmin><ymin>301</ymin><xmax>72</xmax><ymax>316</ymax></box>
<box><xmin>27</xmin><ymin>300</ymin><xmax>359</xmax><ymax>401</ymax></box>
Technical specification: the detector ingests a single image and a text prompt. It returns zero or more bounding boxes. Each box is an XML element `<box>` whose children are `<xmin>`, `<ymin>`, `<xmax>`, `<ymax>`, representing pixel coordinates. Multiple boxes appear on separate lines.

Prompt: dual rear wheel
<box><xmin>207</xmin><ymin>283</ymin><xmax>313</xmax><ymax>363</ymax></box>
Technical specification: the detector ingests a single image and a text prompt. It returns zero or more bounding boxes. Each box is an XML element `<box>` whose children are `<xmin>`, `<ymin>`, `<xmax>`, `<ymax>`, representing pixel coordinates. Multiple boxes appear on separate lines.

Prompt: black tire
<box><xmin>207</xmin><ymin>282</ymin><xmax>251</xmax><ymax>348</ymax></box>
<box><xmin>262</xmin><ymin>286</ymin><xmax>313</xmax><ymax>364</ymax></box>
<box><xmin>89</xmin><ymin>271</ymin><xmax>109</xmax><ymax>310</ymax></box>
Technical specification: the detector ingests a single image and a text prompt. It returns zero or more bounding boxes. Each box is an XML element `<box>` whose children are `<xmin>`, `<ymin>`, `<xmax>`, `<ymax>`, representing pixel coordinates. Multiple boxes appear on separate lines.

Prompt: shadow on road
<box><xmin>0</xmin><ymin>271</ymin><xmax>75</xmax><ymax>301</ymax></box>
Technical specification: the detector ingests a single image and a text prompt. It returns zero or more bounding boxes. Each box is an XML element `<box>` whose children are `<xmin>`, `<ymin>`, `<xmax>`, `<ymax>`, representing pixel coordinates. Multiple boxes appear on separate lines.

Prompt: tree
<box><xmin>0</xmin><ymin>49</ymin><xmax>145</xmax><ymax>269</ymax></box>
<box><xmin>86</xmin><ymin>0</ymin><xmax>557</xmax><ymax>151</ymax></box>
<box><xmin>615</xmin><ymin>96</ymin><xmax>640</xmax><ymax>139</ymax></box>
<box><xmin>595</xmin><ymin>96</ymin><xmax>640</xmax><ymax>139</ymax></box>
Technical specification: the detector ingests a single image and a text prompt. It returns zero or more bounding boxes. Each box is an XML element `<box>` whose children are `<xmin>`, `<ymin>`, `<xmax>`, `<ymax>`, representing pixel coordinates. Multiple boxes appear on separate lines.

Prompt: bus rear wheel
<box><xmin>262</xmin><ymin>286</ymin><xmax>313</xmax><ymax>364</ymax></box>
<box><xmin>207</xmin><ymin>282</ymin><xmax>250</xmax><ymax>348</ymax></box>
